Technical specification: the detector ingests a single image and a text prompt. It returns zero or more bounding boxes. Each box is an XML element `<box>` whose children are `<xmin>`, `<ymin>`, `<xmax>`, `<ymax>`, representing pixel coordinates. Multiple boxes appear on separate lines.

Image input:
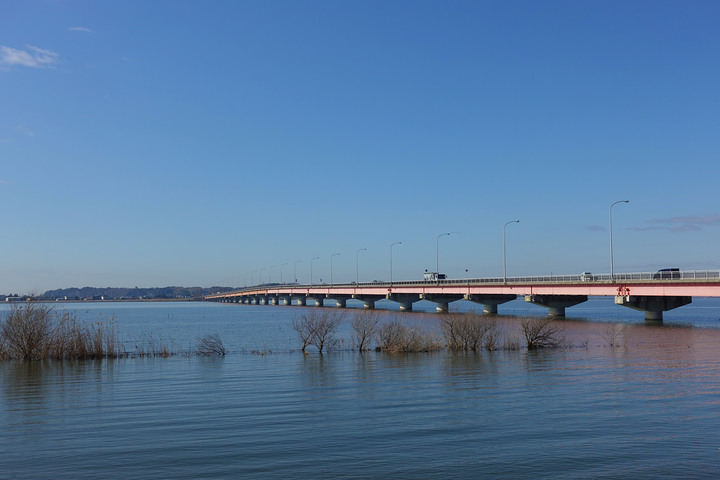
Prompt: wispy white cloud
<box><xmin>16</xmin><ymin>125</ymin><xmax>35</xmax><ymax>136</ymax></box>
<box><xmin>586</xmin><ymin>225</ymin><xmax>605</xmax><ymax>232</ymax></box>
<box><xmin>69</xmin><ymin>26</ymin><xmax>93</xmax><ymax>33</ymax></box>
<box><xmin>0</xmin><ymin>180</ymin><xmax>8</xmax><ymax>184</ymax></box>
<box><xmin>1</xmin><ymin>45</ymin><xmax>59</xmax><ymax>69</ymax></box>
<box><xmin>629</xmin><ymin>214</ymin><xmax>720</xmax><ymax>232</ymax></box>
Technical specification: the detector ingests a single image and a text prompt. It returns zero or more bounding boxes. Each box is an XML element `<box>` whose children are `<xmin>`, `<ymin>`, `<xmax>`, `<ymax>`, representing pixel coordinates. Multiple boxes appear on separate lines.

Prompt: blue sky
<box><xmin>1</xmin><ymin>0</ymin><xmax>719</xmax><ymax>293</ymax></box>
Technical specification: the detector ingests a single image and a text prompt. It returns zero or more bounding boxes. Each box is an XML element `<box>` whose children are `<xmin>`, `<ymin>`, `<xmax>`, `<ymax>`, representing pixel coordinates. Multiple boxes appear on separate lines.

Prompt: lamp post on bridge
<box><xmin>269</xmin><ymin>265</ymin><xmax>278</xmax><ymax>284</ymax></box>
<box><xmin>390</xmin><ymin>241</ymin><xmax>402</xmax><ymax>286</ymax></box>
<box><xmin>259</xmin><ymin>268</ymin><xmax>266</xmax><ymax>285</ymax></box>
<box><xmin>310</xmin><ymin>257</ymin><xmax>319</xmax><ymax>286</ymax></box>
<box><xmin>280</xmin><ymin>263</ymin><xmax>288</xmax><ymax>284</ymax></box>
<box><xmin>610</xmin><ymin>200</ymin><xmax>629</xmax><ymax>282</ymax></box>
<box><xmin>294</xmin><ymin>260</ymin><xmax>302</xmax><ymax>283</ymax></box>
<box><xmin>356</xmin><ymin>248</ymin><xmax>367</xmax><ymax>284</ymax></box>
<box><xmin>503</xmin><ymin>219</ymin><xmax>519</xmax><ymax>283</ymax></box>
<box><xmin>330</xmin><ymin>253</ymin><xmax>340</xmax><ymax>286</ymax></box>
<box><xmin>436</xmin><ymin>232</ymin><xmax>450</xmax><ymax>284</ymax></box>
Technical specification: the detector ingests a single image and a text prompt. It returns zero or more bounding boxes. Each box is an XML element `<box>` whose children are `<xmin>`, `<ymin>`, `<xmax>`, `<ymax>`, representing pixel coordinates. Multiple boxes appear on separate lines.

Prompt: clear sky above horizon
<box><xmin>1</xmin><ymin>0</ymin><xmax>719</xmax><ymax>293</ymax></box>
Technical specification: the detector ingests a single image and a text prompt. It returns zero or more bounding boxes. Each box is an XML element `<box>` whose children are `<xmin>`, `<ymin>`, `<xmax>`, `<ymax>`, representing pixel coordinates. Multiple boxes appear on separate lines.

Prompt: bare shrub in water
<box><xmin>197</xmin><ymin>334</ymin><xmax>227</xmax><ymax>356</ymax></box>
<box><xmin>1</xmin><ymin>303</ymin><xmax>55</xmax><ymax>360</ymax></box>
<box><xmin>441</xmin><ymin>312</ymin><xmax>498</xmax><ymax>351</ymax></box>
<box><xmin>292</xmin><ymin>310</ymin><xmax>344</xmax><ymax>353</ymax></box>
<box><xmin>350</xmin><ymin>310</ymin><xmax>380</xmax><ymax>352</ymax></box>
<box><xmin>376</xmin><ymin>318</ymin><xmax>443</xmax><ymax>353</ymax></box>
<box><xmin>520</xmin><ymin>317</ymin><xmax>564</xmax><ymax>349</ymax></box>
<box><xmin>602</xmin><ymin>323</ymin><xmax>627</xmax><ymax>347</ymax></box>
<box><xmin>0</xmin><ymin>303</ymin><xmax>119</xmax><ymax>360</ymax></box>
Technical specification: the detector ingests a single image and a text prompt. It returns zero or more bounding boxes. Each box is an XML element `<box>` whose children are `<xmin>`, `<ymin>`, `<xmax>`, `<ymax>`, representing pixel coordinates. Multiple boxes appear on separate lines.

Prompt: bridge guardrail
<box><xmin>211</xmin><ymin>270</ymin><xmax>720</xmax><ymax>296</ymax></box>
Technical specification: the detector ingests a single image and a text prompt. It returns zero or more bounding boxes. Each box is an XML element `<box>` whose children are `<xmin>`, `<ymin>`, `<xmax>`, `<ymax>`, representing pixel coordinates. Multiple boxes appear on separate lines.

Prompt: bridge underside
<box><xmin>464</xmin><ymin>294</ymin><xmax>517</xmax><ymax>314</ymax></box>
<box><xmin>526</xmin><ymin>295</ymin><xmax>588</xmax><ymax>317</ymax></box>
<box><xmin>615</xmin><ymin>295</ymin><xmax>692</xmax><ymax>322</ymax></box>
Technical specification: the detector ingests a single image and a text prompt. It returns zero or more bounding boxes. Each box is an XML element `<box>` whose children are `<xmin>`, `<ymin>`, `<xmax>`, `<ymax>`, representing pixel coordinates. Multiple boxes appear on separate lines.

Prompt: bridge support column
<box><xmin>614</xmin><ymin>295</ymin><xmax>691</xmax><ymax>322</ymax></box>
<box><xmin>420</xmin><ymin>294</ymin><xmax>464</xmax><ymax>313</ymax></box>
<box><xmin>258</xmin><ymin>296</ymin><xmax>268</xmax><ymax>305</ymax></box>
<box><xmin>464</xmin><ymin>294</ymin><xmax>517</xmax><ymax>314</ymax></box>
<box><xmin>525</xmin><ymin>295</ymin><xmax>588</xmax><ymax>317</ymax></box>
<box><xmin>386</xmin><ymin>293</ymin><xmax>420</xmax><ymax>311</ymax></box>
<box><xmin>352</xmin><ymin>295</ymin><xmax>378</xmax><ymax>309</ymax></box>
<box><xmin>327</xmin><ymin>295</ymin><xmax>350</xmax><ymax>308</ymax></box>
<box><xmin>291</xmin><ymin>296</ymin><xmax>306</xmax><ymax>306</ymax></box>
<box><xmin>307</xmin><ymin>296</ymin><xmax>324</xmax><ymax>307</ymax></box>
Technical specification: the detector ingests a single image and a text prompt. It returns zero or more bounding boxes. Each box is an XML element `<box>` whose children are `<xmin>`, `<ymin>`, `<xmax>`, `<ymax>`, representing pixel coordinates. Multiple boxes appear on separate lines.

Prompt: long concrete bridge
<box><xmin>205</xmin><ymin>270</ymin><xmax>720</xmax><ymax>322</ymax></box>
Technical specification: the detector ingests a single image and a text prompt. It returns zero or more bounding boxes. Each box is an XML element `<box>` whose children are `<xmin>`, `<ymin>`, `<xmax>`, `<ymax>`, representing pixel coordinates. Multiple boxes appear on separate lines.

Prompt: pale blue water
<box><xmin>1</xmin><ymin>301</ymin><xmax>720</xmax><ymax>478</ymax></box>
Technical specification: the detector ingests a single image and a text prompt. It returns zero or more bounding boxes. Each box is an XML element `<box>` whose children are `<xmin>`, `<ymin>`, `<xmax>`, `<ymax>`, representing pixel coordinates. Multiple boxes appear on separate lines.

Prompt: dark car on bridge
<box><xmin>653</xmin><ymin>268</ymin><xmax>680</xmax><ymax>280</ymax></box>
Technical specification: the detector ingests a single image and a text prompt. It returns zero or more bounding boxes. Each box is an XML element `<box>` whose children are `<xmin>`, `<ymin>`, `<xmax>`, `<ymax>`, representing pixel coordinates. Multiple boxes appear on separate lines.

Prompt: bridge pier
<box><xmin>386</xmin><ymin>293</ymin><xmax>420</xmax><ymax>311</ymax></box>
<box><xmin>326</xmin><ymin>295</ymin><xmax>350</xmax><ymax>308</ymax></box>
<box><xmin>614</xmin><ymin>295</ymin><xmax>691</xmax><ymax>322</ymax></box>
<box><xmin>464</xmin><ymin>294</ymin><xmax>517</xmax><ymax>314</ymax></box>
<box><xmin>525</xmin><ymin>295</ymin><xmax>588</xmax><ymax>317</ymax></box>
<box><xmin>420</xmin><ymin>294</ymin><xmax>464</xmax><ymax>313</ymax></box>
<box><xmin>307</xmin><ymin>296</ymin><xmax>324</xmax><ymax>307</ymax></box>
<box><xmin>352</xmin><ymin>295</ymin><xmax>377</xmax><ymax>309</ymax></box>
<box><xmin>291</xmin><ymin>296</ymin><xmax>306</xmax><ymax>306</ymax></box>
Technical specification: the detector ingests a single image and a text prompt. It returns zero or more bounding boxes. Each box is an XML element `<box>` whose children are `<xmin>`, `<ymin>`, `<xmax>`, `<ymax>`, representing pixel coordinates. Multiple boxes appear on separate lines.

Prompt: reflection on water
<box><xmin>1</xmin><ymin>302</ymin><xmax>720</xmax><ymax>478</ymax></box>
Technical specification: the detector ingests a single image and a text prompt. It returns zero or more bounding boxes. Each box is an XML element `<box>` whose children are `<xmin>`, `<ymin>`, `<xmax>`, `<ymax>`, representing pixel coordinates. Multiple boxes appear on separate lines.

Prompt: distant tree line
<box><xmin>36</xmin><ymin>286</ymin><xmax>234</xmax><ymax>301</ymax></box>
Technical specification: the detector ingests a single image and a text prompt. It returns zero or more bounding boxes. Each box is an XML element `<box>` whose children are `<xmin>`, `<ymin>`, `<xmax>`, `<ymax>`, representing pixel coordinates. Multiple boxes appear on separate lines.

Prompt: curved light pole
<box><xmin>259</xmin><ymin>267</ymin><xmax>266</xmax><ymax>285</ymax></box>
<box><xmin>310</xmin><ymin>256</ymin><xmax>319</xmax><ymax>286</ymax></box>
<box><xmin>269</xmin><ymin>265</ymin><xmax>278</xmax><ymax>284</ymax></box>
<box><xmin>294</xmin><ymin>259</ymin><xmax>302</xmax><ymax>283</ymax></box>
<box><xmin>436</xmin><ymin>232</ymin><xmax>451</xmax><ymax>284</ymax></box>
<box><xmin>610</xmin><ymin>200</ymin><xmax>629</xmax><ymax>282</ymax></box>
<box><xmin>330</xmin><ymin>253</ymin><xmax>340</xmax><ymax>286</ymax></box>
<box><xmin>356</xmin><ymin>248</ymin><xmax>367</xmax><ymax>284</ymax></box>
<box><xmin>390</xmin><ymin>241</ymin><xmax>402</xmax><ymax>285</ymax></box>
<box><xmin>503</xmin><ymin>220</ymin><xmax>519</xmax><ymax>282</ymax></box>
<box><xmin>280</xmin><ymin>263</ymin><xmax>288</xmax><ymax>284</ymax></box>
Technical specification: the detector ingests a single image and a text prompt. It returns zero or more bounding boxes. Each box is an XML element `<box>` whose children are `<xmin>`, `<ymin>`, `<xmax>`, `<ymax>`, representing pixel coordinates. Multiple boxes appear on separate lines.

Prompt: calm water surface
<box><xmin>1</xmin><ymin>301</ymin><xmax>720</xmax><ymax>478</ymax></box>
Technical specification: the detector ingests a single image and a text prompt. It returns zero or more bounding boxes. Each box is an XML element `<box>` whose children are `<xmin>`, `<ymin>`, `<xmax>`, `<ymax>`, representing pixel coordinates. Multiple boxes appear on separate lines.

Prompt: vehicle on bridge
<box><xmin>580</xmin><ymin>272</ymin><xmax>594</xmax><ymax>281</ymax></box>
<box><xmin>424</xmin><ymin>271</ymin><xmax>447</xmax><ymax>281</ymax></box>
<box><xmin>654</xmin><ymin>268</ymin><xmax>680</xmax><ymax>279</ymax></box>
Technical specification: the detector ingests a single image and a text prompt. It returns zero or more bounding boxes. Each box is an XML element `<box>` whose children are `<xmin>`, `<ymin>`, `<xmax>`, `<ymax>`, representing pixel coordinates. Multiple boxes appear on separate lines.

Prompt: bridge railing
<box><xmin>214</xmin><ymin>270</ymin><xmax>720</xmax><ymax>295</ymax></box>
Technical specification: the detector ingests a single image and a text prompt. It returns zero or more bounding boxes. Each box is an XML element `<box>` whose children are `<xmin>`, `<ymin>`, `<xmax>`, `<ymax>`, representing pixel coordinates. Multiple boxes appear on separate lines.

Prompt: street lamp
<box><xmin>269</xmin><ymin>265</ymin><xmax>278</xmax><ymax>283</ymax></box>
<box><xmin>280</xmin><ymin>263</ymin><xmax>288</xmax><ymax>284</ymax></box>
<box><xmin>310</xmin><ymin>257</ymin><xmax>319</xmax><ymax>286</ymax></box>
<box><xmin>436</xmin><ymin>232</ymin><xmax>450</xmax><ymax>284</ymax></box>
<box><xmin>390</xmin><ymin>241</ymin><xmax>402</xmax><ymax>285</ymax></box>
<box><xmin>294</xmin><ymin>259</ymin><xmax>302</xmax><ymax>283</ymax></box>
<box><xmin>259</xmin><ymin>267</ymin><xmax>266</xmax><ymax>285</ymax></box>
<box><xmin>356</xmin><ymin>248</ymin><xmax>367</xmax><ymax>284</ymax></box>
<box><xmin>330</xmin><ymin>253</ymin><xmax>340</xmax><ymax>286</ymax></box>
<box><xmin>503</xmin><ymin>219</ymin><xmax>519</xmax><ymax>282</ymax></box>
<box><xmin>610</xmin><ymin>200</ymin><xmax>629</xmax><ymax>281</ymax></box>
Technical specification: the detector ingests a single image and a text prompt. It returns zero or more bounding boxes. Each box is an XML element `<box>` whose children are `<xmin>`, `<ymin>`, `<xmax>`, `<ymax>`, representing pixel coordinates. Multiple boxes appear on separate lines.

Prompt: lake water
<box><xmin>2</xmin><ymin>300</ymin><xmax>720</xmax><ymax>478</ymax></box>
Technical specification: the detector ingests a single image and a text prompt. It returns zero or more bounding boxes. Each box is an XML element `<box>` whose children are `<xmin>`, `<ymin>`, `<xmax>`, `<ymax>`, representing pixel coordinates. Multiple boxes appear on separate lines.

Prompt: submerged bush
<box><xmin>350</xmin><ymin>310</ymin><xmax>380</xmax><ymax>352</ymax></box>
<box><xmin>292</xmin><ymin>310</ymin><xmax>344</xmax><ymax>353</ymax></box>
<box><xmin>0</xmin><ymin>303</ymin><xmax>119</xmax><ymax>360</ymax></box>
<box><xmin>197</xmin><ymin>334</ymin><xmax>227</xmax><ymax>356</ymax></box>
<box><xmin>519</xmin><ymin>317</ymin><xmax>564</xmax><ymax>349</ymax></box>
<box><xmin>375</xmin><ymin>318</ymin><xmax>443</xmax><ymax>353</ymax></box>
<box><xmin>441</xmin><ymin>312</ymin><xmax>498</xmax><ymax>351</ymax></box>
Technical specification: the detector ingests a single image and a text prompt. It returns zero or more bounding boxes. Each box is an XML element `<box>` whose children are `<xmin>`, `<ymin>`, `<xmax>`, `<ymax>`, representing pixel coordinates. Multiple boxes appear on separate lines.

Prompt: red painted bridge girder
<box><xmin>206</xmin><ymin>281</ymin><xmax>720</xmax><ymax>300</ymax></box>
